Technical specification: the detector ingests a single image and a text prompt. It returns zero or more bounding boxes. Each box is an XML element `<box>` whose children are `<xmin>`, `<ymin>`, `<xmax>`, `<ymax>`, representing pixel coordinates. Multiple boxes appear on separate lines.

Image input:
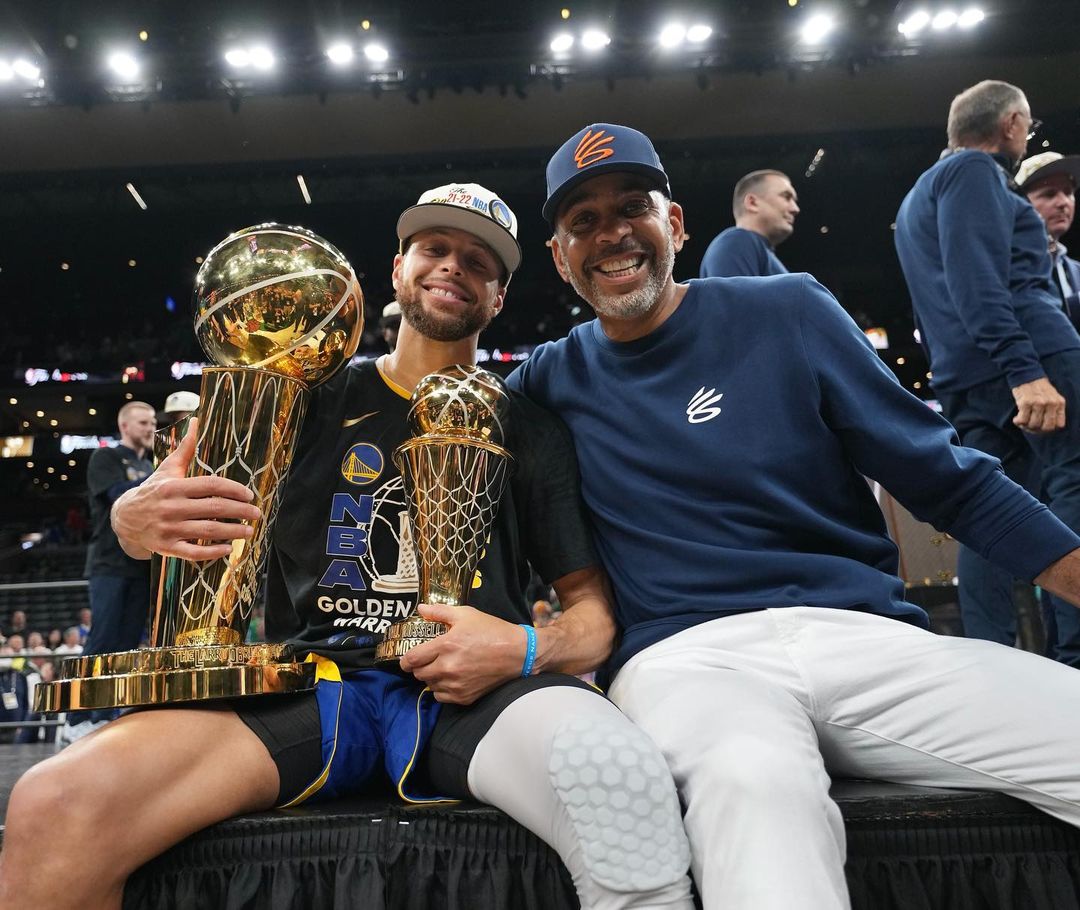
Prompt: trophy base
<box><xmin>374</xmin><ymin>618</ymin><xmax>449</xmax><ymax>664</ymax></box>
<box><xmin>34</xmin><ymin>642</ymin><xmax>316</xmax><ymax>712</ymax></box>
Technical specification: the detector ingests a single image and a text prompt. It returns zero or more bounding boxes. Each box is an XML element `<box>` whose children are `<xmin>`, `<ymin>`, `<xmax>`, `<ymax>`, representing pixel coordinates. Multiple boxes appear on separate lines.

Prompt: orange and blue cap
<box><xmin>543</xmin><ymin>123</ymin><xmax>671</xmax><ymax>224</ymax></box>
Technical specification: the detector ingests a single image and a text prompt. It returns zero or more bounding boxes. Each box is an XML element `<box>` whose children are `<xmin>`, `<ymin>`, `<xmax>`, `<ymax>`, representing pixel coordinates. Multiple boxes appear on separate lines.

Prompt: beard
<box><xmin>566</xmin><ymin>235</ymin><xmax>675</xmax><ymax>321</ymax></box>
<box><xmin>397</xmin><ymin>282</ymin><xmax>495</xmax><ymax>342</ymax></box>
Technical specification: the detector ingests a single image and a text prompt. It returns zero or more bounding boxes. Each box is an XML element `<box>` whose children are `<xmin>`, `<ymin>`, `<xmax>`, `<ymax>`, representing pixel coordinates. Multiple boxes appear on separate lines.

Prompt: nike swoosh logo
<box><xmin>342</xmin><ymin>411</ymin><xmax>379</xmax><ymax>428</ymax></box>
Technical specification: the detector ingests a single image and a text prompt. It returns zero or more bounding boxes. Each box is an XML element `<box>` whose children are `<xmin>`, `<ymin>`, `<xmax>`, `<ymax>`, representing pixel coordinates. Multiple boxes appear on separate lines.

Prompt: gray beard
<box><xmin>397</xmin><ymin>283</ymin><xmax>493</xmax><ymax>342</ymax></box>
<box><xmin>567</xmin><ymin>236</ymin><xmax>675</xmax><ymax>322</ymax></box>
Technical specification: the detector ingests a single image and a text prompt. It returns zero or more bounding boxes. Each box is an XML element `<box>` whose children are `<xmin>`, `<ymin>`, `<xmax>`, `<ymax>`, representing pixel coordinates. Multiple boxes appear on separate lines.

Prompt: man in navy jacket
<box><xmin>895</xmin><ymin>80</ymin><xmax>1080</xmax><ymax>666</ymax></box>
<box><xmin>699</xmin><ymin>170</ymin><xmax>797</xmax><ymax>277</ymax></box>
<box><xmin>1017</xmin><ymin>151</ymin><xmax>1080</xmax><ymax>330</ymax></box>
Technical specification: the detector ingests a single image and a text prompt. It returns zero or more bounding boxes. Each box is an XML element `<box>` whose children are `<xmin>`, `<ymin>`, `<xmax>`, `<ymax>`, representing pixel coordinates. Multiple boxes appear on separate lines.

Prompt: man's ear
<box><xmin>669</xmin><ymin>202</ymin><xmax>687</xmax><ymax>254</ymax></box>
<box><xmin>391</xmin><ymin>252</ymin><xmax>404</xmax><ymax>292</ymax></box>
<box><xmin>550</xmin><ymin>235</ymin><xmax>571</xmax><ymax>284</ymax></box>
<box><xmin>490</xmin><ymin>285</ymin><xmax>507</xmax><ymax>317</ymax></box>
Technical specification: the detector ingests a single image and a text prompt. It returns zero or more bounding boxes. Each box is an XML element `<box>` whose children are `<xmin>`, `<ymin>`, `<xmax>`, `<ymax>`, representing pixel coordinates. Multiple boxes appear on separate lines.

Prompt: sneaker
<box><xmin>60</xmin><ymin>719</ymin><xmax>107</xmax><ymax>744</ymax></box>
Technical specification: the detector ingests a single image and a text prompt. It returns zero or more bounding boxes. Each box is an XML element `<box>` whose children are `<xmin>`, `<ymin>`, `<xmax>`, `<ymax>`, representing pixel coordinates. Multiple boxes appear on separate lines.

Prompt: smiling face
<box><xmin>550</xmin><ymin>173</ymin><xmax>684</xmax><ymax>325</ymax></box>
<box><xmin>392</xmin><ymin>227</ymin><xmax>507</xmax><ymax>343</ymax></box>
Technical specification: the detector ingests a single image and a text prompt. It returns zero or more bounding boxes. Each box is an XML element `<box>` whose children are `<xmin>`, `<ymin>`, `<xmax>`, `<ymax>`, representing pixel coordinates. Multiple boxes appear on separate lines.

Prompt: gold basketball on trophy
<box><xmin>194</xmin><ymin>223</ymin><xmax>362</xmax><ymax>384</ymax></box>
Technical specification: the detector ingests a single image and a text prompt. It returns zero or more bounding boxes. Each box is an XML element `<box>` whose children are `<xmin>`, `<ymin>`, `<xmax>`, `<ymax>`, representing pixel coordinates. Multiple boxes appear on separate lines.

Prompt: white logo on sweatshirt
<box><xmin>686</xmin><ymin>387</ymin><xmax>724</xmax><ymax>423</ymax></box>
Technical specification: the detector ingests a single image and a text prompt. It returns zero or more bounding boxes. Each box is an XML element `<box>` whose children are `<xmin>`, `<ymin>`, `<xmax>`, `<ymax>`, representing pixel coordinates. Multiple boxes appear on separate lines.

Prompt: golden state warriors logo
<box><xmin>341</xmin><ymin>443</ymin><xmax>383</xmax><ymax>486</ymax></box>
<box><xmin>574</xmin><ymin>129</ymin><xmax>615</xmax><ymax>169</ymax></box>
<box><xmin>490</xmin><ymin>198</ymin><xmax>513</xmax><ymax>229</ymax></box>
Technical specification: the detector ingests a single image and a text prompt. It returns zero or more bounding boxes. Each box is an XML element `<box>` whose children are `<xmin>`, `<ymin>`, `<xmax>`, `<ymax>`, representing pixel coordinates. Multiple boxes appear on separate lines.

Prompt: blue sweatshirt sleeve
<box><xmin>796</xmin><ymin>275</ymin><xmax>1078</xmax><ymax>580</ymax></box>
<box><xmin>937</xmin><ymin>157</ymin><xmax>1046</xmax><ymax>388</ymax></box>
<box><xmin>700</xmin><ymin>230</ymin><xmax>764</xmax><ymax>278</ymax></box>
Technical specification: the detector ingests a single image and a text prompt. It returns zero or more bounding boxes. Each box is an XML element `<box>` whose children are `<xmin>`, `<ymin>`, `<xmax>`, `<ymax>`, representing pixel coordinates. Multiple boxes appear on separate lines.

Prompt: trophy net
<box><xmin>373</xmin><ymin>435</ymin><xmax>511</xmax><ymax>661</ymax></box>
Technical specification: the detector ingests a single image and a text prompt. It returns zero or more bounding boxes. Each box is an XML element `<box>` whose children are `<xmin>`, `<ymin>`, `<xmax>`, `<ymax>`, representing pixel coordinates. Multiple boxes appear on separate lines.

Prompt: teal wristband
<box><xmin>519</xmin><ymin>623</ymin><xmax>537</xmax><ymax>678</ymax></box>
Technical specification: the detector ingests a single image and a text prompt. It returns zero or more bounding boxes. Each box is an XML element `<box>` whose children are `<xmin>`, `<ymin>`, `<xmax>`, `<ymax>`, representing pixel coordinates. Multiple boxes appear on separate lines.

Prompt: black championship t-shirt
<box><xmin>265</xmin><ymin>358</ymin><xmax>597</xmax><ymax>670</ymax></box>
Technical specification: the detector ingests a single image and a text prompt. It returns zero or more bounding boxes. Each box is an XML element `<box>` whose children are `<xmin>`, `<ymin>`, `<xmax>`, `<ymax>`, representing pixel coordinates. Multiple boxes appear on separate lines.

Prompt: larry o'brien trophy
<box><xmin>375</xmin><ymin>365</ymin><xmax>513</xmax><ymax>663</ymax></box>
<box><xmin>35</xmin><ymin>224</ymin><xmax>363</xmax><ymax>712</ymax></box>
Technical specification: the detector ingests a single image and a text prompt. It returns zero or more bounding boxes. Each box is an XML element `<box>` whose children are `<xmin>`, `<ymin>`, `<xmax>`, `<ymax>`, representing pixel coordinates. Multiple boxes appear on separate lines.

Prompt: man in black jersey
<box><xmin>0</xmin><ymin>184</ymin><xmax>693</xmax><ymax>910</ymax></box>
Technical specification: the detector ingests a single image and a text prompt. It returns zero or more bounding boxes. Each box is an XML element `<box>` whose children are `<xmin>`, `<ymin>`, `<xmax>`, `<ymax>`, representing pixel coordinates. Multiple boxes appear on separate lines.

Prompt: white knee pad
<box><xmin>548</xmin><ymin>713</ymin><xmax>691</xmax><ymax>893</ymax></box>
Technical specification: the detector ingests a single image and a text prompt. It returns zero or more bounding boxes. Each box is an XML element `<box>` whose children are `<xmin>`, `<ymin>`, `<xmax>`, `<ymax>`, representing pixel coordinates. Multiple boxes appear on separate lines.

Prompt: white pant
<box><xmin>608</xmin><ymin>607</ymin><xmax>1080</xmax><ymax>910</ymax></box>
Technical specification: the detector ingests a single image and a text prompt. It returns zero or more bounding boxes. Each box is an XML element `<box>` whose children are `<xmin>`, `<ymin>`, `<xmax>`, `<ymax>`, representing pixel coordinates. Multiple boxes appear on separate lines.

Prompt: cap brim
<box><xmin>543</xmin><ymin>162</ymin><xmax>670</xmax><ymax>224</ymax></box>
<box><xmin>1018</xmin><ymin>156</ymin><xmax>1080</xmax><ymax>191</ymax></box>
<box><xmin>397</xmin><ymin>203</ymin><xmax>521</xmax><ymax>275</ymax></box>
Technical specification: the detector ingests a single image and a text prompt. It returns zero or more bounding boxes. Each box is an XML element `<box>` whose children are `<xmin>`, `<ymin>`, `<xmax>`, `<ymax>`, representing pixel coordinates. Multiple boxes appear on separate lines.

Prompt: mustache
<box><xmin>586</xmin><ymin>240</ymin><xmax>652</xmax><ymax>270</ymax></box>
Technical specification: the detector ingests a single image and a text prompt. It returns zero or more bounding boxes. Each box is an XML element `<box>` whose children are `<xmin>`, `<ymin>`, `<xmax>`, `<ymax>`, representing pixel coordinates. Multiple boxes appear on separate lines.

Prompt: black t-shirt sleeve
<box><xmin>506</xmin><ymin>393</ymin><xmax>597</xmax><ymax>585</ymax></box>
<box><xmin>86</xmin><ymin>448</ymin><xmax>126</xmax><ymax>498</ymax></box>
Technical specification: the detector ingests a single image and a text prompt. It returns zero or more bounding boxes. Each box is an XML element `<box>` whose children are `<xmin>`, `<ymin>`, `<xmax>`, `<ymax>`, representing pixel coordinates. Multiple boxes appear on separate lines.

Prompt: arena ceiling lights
<box><xmin>657</xmin><ymin>23</ymin><xmax>714</xmax><ymax>50</ymax></box>
<box><xmin>223</xmin><ymin>44</ymin><xmax>276</xmax><ymax>71</ymax></box>
<box><xmin>325</xmin><ymin>41</ymin><xmax>391</xmax><ymax>66</ymax></box>
<box><xmin>0</xmin><ymin>56</ymin><xmax>42</xmax><ymax>86</ymax></box>
<box><xmin>800</xmin><ymin>13</ymin><xmax>838</xmax><ymax>43</ymax></box>
<box><xmin>898</xmin><ymin>7</ymin><xmax>985</xmax><ymax>35</ymax></box>
<box><xmin>106</xmin><ymin>51</ymin><xmax>140</xmax><ymax>81</ymax></box>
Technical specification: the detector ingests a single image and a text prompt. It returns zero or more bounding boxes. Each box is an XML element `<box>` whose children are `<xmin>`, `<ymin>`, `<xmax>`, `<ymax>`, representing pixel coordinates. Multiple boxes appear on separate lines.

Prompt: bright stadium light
<box><xmin>224</xmin><ymin>47</ymin><xmax>250</xmax><ymax>68</ymax></box>
<box><xmin>658</xmin><ymin>23</ymin><xmax>687</xmax><ymax>48</ymax></box>
<box><xmin>581</xmin><ymin>29</ymin><xmax>611</xmax><ymax>50</ymax></box>
<box><xmin>686</xmin><ymin>24</ymin><xmax>713</xmax><ymax>42</ymax></box>
<box><xmin>107</xmin><ymin>51</ymin><xmax>140</xmax><ymax>80</ymax></box>
<box><xmin>957</xmin><ymin>7</ymin><xmax>984</xmax><ymax>27</ymax></box>
<box><xmin>800</xmin><ymin>13</ymin><xmax>836</xmax><ymax>43</ymax></box>
<box><xmin>12</xmin><ymin>58</ymin><xmax>41</xmax><ymax>81</ymax></box>
<box><xmin>898</xmin><ymin>10</ymin><xmax>931</xmax><ymax>34</ymax></box>
<box><xmin>363</xmin><ymin>42</ymin><xmax>389</xmax><ymax>63</ymax></box>
<box><xmin>325</xmin><ymin>42</ymin><xmax>354</xmax><ymax>65</ymax></box>
<box><xmin>550</xmin><ymin>32</ymin><xmax>574</xmax><ymax>53</ymax></box>
<box><xmin>0</xmin><ymin>60</ymin><xmax>13</xmax><ymax>82</ymax></box>
<box><xmin>931</xmin><ymin>10</ymin><xmax>958</xmax><ymax>30</ymax></box>
<box><xmin>248</xmin><ymin>45</ymin><xmax>274</xmax><ymax>70</ymax></box>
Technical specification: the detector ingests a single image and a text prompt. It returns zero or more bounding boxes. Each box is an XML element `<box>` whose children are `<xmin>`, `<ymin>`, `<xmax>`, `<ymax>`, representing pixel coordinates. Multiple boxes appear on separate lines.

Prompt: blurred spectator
<box><xmin>17</xmin><ymin>661</ymin><xmax>57</xmax><ymax>744</ymax></box>
<box><xmin>0</xmin><ymin>649</ymin><xmax>29</xmax><ymax>744</ymax></box>
<box><xmin>77</xmin><ymin>607</ymin><xmax>92</xmax><ymax>645</ymax></box>
<box><xmin>4</xmin><ymin>634</ymin><xmax>26</xmax><ymax>669</ymax></box>
<box><xmin>79</xmin><ymin>401</ymin><xmax>155</xmax><ymax>733</ymax></box>
<box><xmin>45</xmin><ymin>628</ymin><xmax>62</xmax><ymax>650</ymax></box>
<box><xmin>1015</xmin><ymin>152</ymin><xmax>1080</xmax><ymax>329</ymax></box>
<box><xmin>380</xmin><ymin>301</ymin><xmax>402</xmax><ymax>352</ymax></box>
<box><xmin>5</xmin><ymin>610</ymin><xmax>28</xmax><ymax>638</ymax></box>
<box><xmin>54</xmin><ymin>627</ymin><xmax>83</xmax><ymax>655</ymax></box>
<box><xmin>161</xmin><ymin>390</ymin><xmax>200</xmax><ymax>426</ymax></box>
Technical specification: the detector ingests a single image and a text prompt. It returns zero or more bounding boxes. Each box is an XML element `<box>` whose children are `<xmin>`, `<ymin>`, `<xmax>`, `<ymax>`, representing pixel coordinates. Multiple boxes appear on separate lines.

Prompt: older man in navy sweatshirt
<box><xmin>895</xmin><ymin>80</ymin><xmax>1080</xmax><ymax>666</ymax></box>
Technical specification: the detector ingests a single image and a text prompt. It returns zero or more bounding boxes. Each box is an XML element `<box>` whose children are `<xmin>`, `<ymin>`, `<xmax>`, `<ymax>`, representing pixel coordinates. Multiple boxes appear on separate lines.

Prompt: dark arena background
<box><xmin>2</xmin><ymin>1</ymin><xmax>1080</xmax><ymax>908</ymax></box>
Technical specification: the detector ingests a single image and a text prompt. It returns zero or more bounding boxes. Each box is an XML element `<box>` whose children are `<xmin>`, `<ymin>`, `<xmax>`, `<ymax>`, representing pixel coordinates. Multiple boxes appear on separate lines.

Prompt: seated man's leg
<box><xmin>801</xmin><ymin>607</ymin><xmax>1080</xmax><ymax>824</ymax></box>
<box><xmin>0</xmin><ymin>705</ymin><xmax>280</xmax><ymax>910</ymax></box>
<box><xmin>608</xmin><ymin>618</ymin><xmax>849</xmax><ymax>910</ymax></box>
<box><xmin>426</xmin><ymin>675</ymin><xmax>695</xmax><ymax>910</ymax></box>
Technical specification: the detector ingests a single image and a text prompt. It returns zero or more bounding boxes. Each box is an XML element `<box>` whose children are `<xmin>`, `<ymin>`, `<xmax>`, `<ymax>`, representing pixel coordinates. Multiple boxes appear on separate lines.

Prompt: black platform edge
<box><xmin>4</xmin><ymin>780</ymin><xmax>1080</xmax><ymax>909</ymax></box>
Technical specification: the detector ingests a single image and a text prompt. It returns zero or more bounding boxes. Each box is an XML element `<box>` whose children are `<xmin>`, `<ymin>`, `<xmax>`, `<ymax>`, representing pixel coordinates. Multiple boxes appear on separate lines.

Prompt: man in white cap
<box><xmin>0</xmin><ymin>183</ymin><xmax>693</xmax><ymax>910</ymax></box>
<box><xmin>1016</xmin><ymin>152</ymin><xmax>1080</xmax><ymax>329</ymax></box>
<box><xmin>162</xmin><ymin>390</ymin><xmax>200</xmax><ymax>424</ymax></box>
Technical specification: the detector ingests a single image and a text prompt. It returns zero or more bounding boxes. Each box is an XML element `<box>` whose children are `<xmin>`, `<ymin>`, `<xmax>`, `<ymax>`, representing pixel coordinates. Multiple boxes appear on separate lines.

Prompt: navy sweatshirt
<box><xmin>509</xmin><ymin>276</ymin><xmax>1080</xmax><ymax>676</ymax></box>
<box><xmin>700</xmin><ymin>226</ymin><xmax>788</xmax><ymax>278</ymax></box>
<box><xmin>895</xmin><ymin>150</ymin><xmax>1078</xmax><ymax>393</ymax></box>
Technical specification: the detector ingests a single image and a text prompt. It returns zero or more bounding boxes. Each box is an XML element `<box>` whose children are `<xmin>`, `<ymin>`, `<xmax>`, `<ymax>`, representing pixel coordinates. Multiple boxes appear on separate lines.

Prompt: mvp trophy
<box><xmin>36</xmin><ymin>224</ymin><xmax>363</xmax><ymax>712</ymax></box>
<box><xmin>375</xmin><ymin>365</ymin><xmax>513</xmax><ymax>663</ymax></box>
